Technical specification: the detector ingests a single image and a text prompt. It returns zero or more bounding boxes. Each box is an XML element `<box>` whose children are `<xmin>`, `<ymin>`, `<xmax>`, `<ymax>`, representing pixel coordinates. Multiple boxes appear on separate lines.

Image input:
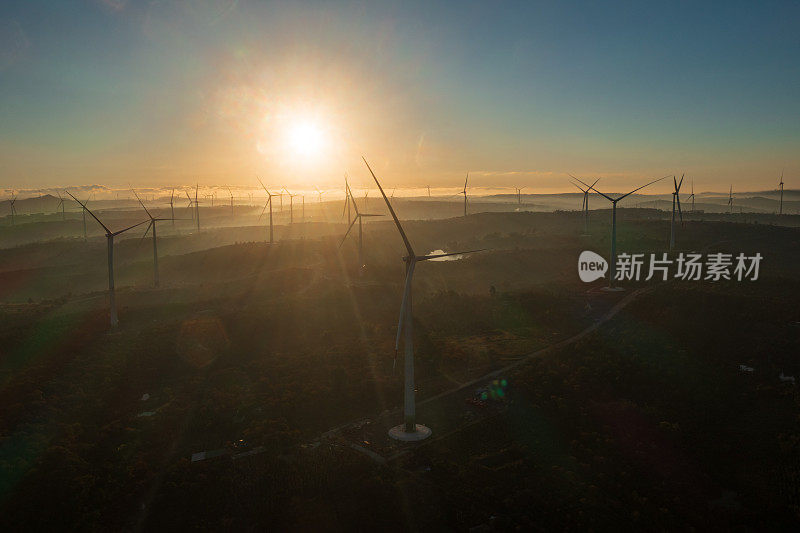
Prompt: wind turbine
<box><xmin>427</xmin><ymin>185</ymin><xmax>431</xmax><ymax>198</ymax></box>
<box><xmin>728</xmin><ymin>185</ymin><xmax>733</xmax><ymax>214</ymax></box>
<box><xmin>669</xmin><ymin>174</ymin><xmax>684</xmax><ymax>251</ymax></box>
<box><xmin>8</xmin><ymin>194</ymin><xmax>17</xmax><ymax>225</ymax></box>
<box><xmin>132</xmin><ymin>189</ymin><xmax>176</xmax><ymax>288</ymax></box>
<box><xmin>461</xmin><ymin>173</ymin><xmax>469</xmax><ymax>216</ymax></box>
<box><xmin>227</xmin><ymin>187</ymin><xmax>235</xmax><ymax>216</ymax></box>
<box><xmin>779</xmin><ymin>171</ymin><xmax>784</xmax><ymax>215</ymax></box>
<box><xmin>574</xmin><ymin>175</ymin><xmax>667</xmax><ymax>289</ymax></box>
<box><xmin>282</xmin><ymin>188</ymin><xmax>297</xmax><ymax>224</ymax></box>
<box><xmin>339</xmin><ymin>181</ymin><xmax>382</xmax><ymax>273</ymax></box>
<box><xmin>363</xmin><ymin>157</ymin><xmax>482</xmax><ymax>441</ymax></box>
<box><xmin>194</xmin><ymin>184</ymin><xmax>201</xmax><ymax>232</ymax></box>
<box><xmin>256</xmin><ymin>177</ymin><xmax>278</xmax><ymax>243</ymax></box>
<box><xmin>515</xmin><ymin>187</ymin><xmax>524</xmax><ymax>205</ymax></box>
<box><xmin>66</xmin><ymin>192</ymin><xmax>147</xmax><ymax>327</ymax></box>
<box><xmin>570</xmin><ymin>176</ymin><xmax>599</xmax><ymax>235</ymax></box>
<box><xmin>169</xmin><ymin>188</ymin><xmax>175</xmax><ymax>226</ymax></box>
<box><xmin>687</xmin><ymin>181</ymin><xmax>695</xmax><ymax>213</ymax></box>
<box><xmin>56</xmin><ymin>192</ymin><xmax>65</xmax><ymax>220</ymax></box>
<box><xmin>315</xmin><ymin>187</ymin><xmax>324</xmax><ymax>203</ymax></box>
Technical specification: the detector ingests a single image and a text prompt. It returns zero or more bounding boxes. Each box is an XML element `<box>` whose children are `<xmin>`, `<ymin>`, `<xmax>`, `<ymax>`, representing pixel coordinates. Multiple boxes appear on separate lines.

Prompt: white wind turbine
<box><xmin>56</xmin><ymin>192</ymin><xmax>65</xmax><ymax>220</ymax></box>
<box><xmin>687</xmin><ymin>181</ymin><xmax>695</xmax><ymax>213</ymax></box>
<box><xmin>282</xmin><ymin>188</ymin><xmax>297</xmax><ymax>224</ymax></box>
<box><xmin>67</xmin><ymin>191</ymin><xmax>148</xmax><ymax>327</ymax></box>
<box><xmin>363</xmin><ymin>157</ymin><xmax>483</xmax><ymax>441</ymax></box>
<box><xmin>132</xmin><ymin>189</ymin><xmax>178</xmax><ymax>288</ymax></box>
<box><xmin>728</xmin><ymin>185</ymin><xmax>733</xmax><ymax>214</ymax></box>
<box><xmin>256</xmin><ymin>177</ymin><xmax>279</xmax><ymax>243</ymax></box>
<box><xmin>570</xmin><ymin>176</ymin><xmax>600</xmax><ymax>235</ymax></box>
<box><xmin>8</xmin><ymin>194</ymin><xmax>17</xmax><ymax>225</ymax></box>
<box><xmin>461</xmin><ymin>173</ymin><xmax>469</xmax><ymax>216</ymax></box>
<box><xmin>669</xmin><ymin>174</ymin><xmax>684</xmax><ymax>250</ymax></box>
<box><xmin>573</xmin><ymin>175</ymin><xmax>667</xmax><ymax>290</ymax></box>
<box><xmin>339</xmin><ymin>181</ymin><xmax>383</xmax><ymax>273</ymax></box>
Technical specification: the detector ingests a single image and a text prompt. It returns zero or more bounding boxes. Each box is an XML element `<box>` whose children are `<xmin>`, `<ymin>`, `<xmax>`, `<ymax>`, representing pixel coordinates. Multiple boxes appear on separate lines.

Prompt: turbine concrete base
<box><xmin>388</xmin><ymin>424</ymin><xmax>432</xmax><ymax>441</ymax></box>
<box><xmin>601</xmin><ymin>286</ymin><xmax>625</xmax><ymax>292</ymax></box>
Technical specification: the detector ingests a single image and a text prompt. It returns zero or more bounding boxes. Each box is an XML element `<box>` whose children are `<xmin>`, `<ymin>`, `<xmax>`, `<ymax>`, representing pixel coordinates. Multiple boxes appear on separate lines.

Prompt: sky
<box><xmin>1</xmin><ymin>0</ymin><xmax>798</xmax><ymax>193</ymax></box>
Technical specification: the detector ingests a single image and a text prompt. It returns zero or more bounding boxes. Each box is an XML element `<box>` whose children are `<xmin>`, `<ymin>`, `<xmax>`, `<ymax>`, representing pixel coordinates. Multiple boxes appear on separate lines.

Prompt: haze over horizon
<box><xmin>1</xmin><ymin>1</ymin><xmax>798</xmax><ymax>193</ymax></box>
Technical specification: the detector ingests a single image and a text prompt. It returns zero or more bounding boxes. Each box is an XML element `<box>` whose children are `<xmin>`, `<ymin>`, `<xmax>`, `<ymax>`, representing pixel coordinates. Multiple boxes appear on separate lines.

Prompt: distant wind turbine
<box><xmin>779</xmin><ymin>171</ymin><xmax>784</xmax><ymax>215</ymax></box>
<box><xmin>8</xmin><ymin>194</ymin><xmax>17</xmax><ymax>225</ymax></box>
<box><xmin>132</xmin><ymin>189</ymin><xmax>177</xmax><ymax>288</ymax></box>
<box><xmin>515</xmin><ymin>187</ymin><xmax>524</xmax><ymax>205</ymax></box>
<box><xmin>687</xmin><ymin>181</ymin><xmax>695</xmax><ymax>213</ymax></box>
<box><xmin>339</xmin><ymin>181</ymin><xmax>383</xmax><ymax>273</ymax></box>
<box><xmin>669</xmin><ymin>174</ymin><xmax>684</xmax><ymax>250</ymax></box>
<box><xmin>461</xmin><ymin>173</ymin><xmax>469</xmax><ymax>216</ymax></box>
<box><xmin>227</xmin><ymin>187</ymin><xmax>235</xmax><ymax>216</ymax></box>
<box><xmin>256</xmin><ymin>177</ymin><xmax>278</xmax><ymax>243</ymax></box>
<box><xmin>282</xmin><ymin>188</ymin><xmax>297</xmax><ymax>224</ymax></box>
<box><xmin>573</xmin><ymin>175</ymin><xmax>667</xmax><ymax>289</ymax></box>
<box><xmin>728</xmin><ymin>185</ymin><xmax>733</xmax><ymax>214</ymax></box>
<box><xmin>67</xmin><ymin>191</ymin><xmax>148</xmax><ymax>327</ymax></box>
<box><xmin>56</xmin><ymin>192</ymin><xmax>65</xmax><ymax>220</ymax></box>
<box><xmin>169</xmin><ymin>188</ymin><xmax>176</xmax><ymax>226</ymax></box>
<box><xmin>363</xmin><ymin>156</ymin><xmax>483</xmax><ymax>441</ymax></box>
<box><xmin>570</xmin><ymin>176</ymin><xmax>599</xmax><ymax>235</ymax></box>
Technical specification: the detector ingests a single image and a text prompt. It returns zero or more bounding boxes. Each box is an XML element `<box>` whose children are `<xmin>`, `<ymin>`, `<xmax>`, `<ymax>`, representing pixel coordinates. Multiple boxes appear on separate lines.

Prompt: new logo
<box><xmin>578</xmin><ymin>251</ymin><xmax>608</xmax><ymax>282</ymax></box>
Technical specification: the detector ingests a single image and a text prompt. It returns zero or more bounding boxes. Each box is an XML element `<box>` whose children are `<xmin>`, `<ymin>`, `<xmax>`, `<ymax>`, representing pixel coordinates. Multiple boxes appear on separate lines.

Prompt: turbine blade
<box><xmin>678</xmin><ymin>173</ymin><xmax>684</xmax><ymax>190</ymax></box>
<box><xmin>339</xmin><ymin>217</ymin><xmax>358</xmax><ymax>248</ymax></box>
<box><xmin>362</xmin><ymin>156</ymin><xmax>415</xmax><ymax>258</ymax></box>
<box><xmin>66</xmin><ymin>191</ymin><xmax>110</xmax><ymax>234</ymax></box>
<box><xmin>617</xmin><ymin>175</ymin><xmax>669</xmax><ymax>201</ymax></box>
<box><xmin>131</xmin><ymin>188</ymin><xmax>153</xmax><ymax>219</ymax></box>
<box><xmin>140</xmin><ymin>220</ymin><xmax>153</xmax><ymax>241</ymax></box>
<box><xmin>112</xmin><ymin>219</ymin><xmax>149</xmax><ymax>236</ymax></box>
<box><xmin>417</xmin><ymin>248</ymin><xmax>486</xmax><ymax>261</ymax></box>
<box><xmin>573</xmin><ymin>176</ymin><xmax>614</xmax><ymax>202</ymax></box>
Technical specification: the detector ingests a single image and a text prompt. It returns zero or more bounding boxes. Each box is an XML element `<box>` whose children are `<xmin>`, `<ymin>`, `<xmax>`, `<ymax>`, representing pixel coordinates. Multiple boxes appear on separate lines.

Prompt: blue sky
<box><xmin>1</xmin><ymin>1</ymin><xmax>798</xmax><ymax>192</ymax></box>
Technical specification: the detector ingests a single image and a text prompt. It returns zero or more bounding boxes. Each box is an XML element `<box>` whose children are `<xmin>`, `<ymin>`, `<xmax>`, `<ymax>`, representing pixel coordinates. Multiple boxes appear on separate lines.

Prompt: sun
<box><xmin>287</xmin><ymin>120</ymin><xmax>326</xmax><ymax>158</ymax></box>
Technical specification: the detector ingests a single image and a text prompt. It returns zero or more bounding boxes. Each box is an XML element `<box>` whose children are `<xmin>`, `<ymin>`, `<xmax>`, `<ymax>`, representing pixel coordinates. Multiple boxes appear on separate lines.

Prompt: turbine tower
<box><xmin>339</xmin><ymin>181</ymin><xmax>382</xmax><ymax>273</ymax></box>
<box><xmin>363</xmin><ymin>156</ymin><xmax>481</xmax><ymax>441</ymax></box>
<box><xmin>227</xmin><ymin>187</ymin><xmax>235</xmax><ymax>216</ymax></box>
<box><xmin>669</xmin><ymin>174</ymin><xmax>684</xmax><ymax>250</ymax></box>
<box><xmin>779</xmin><ymin>171</ymin><xmax>784</xmax><ymax>215</ymax></box>
<box><xmin>67</xmin><ymin>192</ymin><xmax>147</xmax><ymax>327</ymax></box>
<box><xmin>515</xmin><ymin>187</ymin><xmax>524</xmax><ymax>205</ymax></box>
<box><xmin>256</xmin><ymin>177</ymin><xmax>279</xmax><ymax>244</ymax></box>
<box><xmin>573</xmin><ymin>175</ymin><xmax>667</xmax><ymax>289</ymax></box>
